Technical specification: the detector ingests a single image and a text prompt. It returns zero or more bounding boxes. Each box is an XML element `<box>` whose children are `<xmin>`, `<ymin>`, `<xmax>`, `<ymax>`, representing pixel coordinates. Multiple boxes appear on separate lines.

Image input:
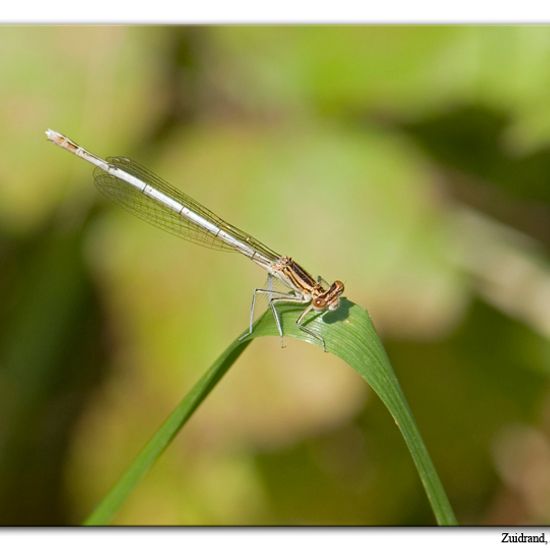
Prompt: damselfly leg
<box><xmin>243</xmin><ymin>284</ymin><xmax>325</xmax><ymax>350</ymax></box>
<box><xmin>242</xmin><ymin>286</ymin><xmax>308</xmax><ymax>346</ymax></box>
<box><xmin>296</xmin><ymin>305</ymin><xmax>326</xmax><ymax>351</ymax></box>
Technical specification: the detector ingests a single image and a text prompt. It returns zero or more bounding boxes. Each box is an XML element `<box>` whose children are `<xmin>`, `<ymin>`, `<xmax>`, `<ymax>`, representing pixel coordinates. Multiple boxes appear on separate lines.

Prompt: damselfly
<box><xmin>45</xmin><ymin>130</ymin><xmax>345</xmax><ymax>350</ymax></box>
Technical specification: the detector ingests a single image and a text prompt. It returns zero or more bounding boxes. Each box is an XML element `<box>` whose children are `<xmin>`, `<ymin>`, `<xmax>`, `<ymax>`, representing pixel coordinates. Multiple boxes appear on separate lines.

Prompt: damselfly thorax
<box><xmin>270</xmin><ymin>256</ymin><xmax>344</xmax><ymax>310</ymax></box>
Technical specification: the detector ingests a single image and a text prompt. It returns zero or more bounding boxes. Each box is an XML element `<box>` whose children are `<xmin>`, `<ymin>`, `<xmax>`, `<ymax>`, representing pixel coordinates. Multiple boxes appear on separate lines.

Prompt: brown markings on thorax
<box><xmin>279</xmin><ymin>257</ymin><xmax>323</xmax><ymax>295</ymax></box>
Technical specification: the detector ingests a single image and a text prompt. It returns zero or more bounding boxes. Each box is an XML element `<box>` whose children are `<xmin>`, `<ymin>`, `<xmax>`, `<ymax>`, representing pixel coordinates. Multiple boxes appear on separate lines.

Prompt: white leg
<box><xmin>247</xmin><ymin>287</ymin><xmax>297</xmax><ymax>336</ymax></box>
<box><xmin>296</xmin><ymin>305</ymin><xmax>326</xmax><ymax>351</ymax></box>
<box><xmin>267</xmin><ymin>294</ymin><xmax>310</xmax><ymax>347</ymax></box>
<box><xmin>249</xmin><ymin>274</ymin><xmax>274</xmax><ymax>332</ymax></box>
<box><xmin>242</xmin><ymin>287</ymin><xmax>317</xmax><ymax>349</ymax></box>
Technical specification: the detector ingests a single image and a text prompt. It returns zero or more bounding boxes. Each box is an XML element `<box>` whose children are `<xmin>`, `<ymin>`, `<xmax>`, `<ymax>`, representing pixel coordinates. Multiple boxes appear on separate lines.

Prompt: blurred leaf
<box><xmin>384</xmin><ymin>298</ymin><xmax>550</xmax><ymax>522</ymax></box>
<box><xmin>400</xmin><ymin>104</ymin><xmax>550</xmax><ymax>247</ymax></box>
<box><xmin>210</xmin><ymin>27</ymin><xmax>550</xmax><ymax>151</ymax></box>
<box><xmin>209</xmin><ymin>26</ymin><xmax>466</xmax><ymax>115</ymax></box>
<box><xmin>0</xmin><ymin>218</ymin><xmax>106</xmax><ymax>524</ymax></box>
<box><xmin>0</xmin><ymin>27</ymin><xmax>162</xmax><ymax>231</ymax></box>
<box><xmin>85</xmin><ymin>300</ymin><xmax>455</xmax><ymax>526</ymax></box>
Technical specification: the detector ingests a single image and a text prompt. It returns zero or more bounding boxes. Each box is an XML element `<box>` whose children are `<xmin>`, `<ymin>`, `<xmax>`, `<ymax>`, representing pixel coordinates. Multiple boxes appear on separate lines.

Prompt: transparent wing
<box><xmin>93</xmin><ymin>156</ymin><xmax>280</xmax><ymax>259</ymax></box>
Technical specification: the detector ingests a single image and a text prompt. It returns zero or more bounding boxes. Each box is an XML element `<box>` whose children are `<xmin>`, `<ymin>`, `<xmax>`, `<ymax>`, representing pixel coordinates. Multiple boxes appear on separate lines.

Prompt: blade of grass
<box><xmin>84</xmin><ymin>299</ymin><xmax>456</xmax><ymax>526</ymax></box>
<box><xmin>83</xmin><ymin>337</ymin><xmax>251</xmax><ymax>526</ymax></box>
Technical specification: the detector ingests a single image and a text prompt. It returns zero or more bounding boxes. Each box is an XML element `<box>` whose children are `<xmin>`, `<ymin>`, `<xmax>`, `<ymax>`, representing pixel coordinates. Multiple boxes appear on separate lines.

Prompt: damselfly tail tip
<box><xmin>45</xmin><ymin>129</ymin><xmax>78</xmax><ymax>152</ymax></box>
<box><xmin>45</xmin><ymin>128</ymin><xmax>66</xmax><ymax>144</ymax></box>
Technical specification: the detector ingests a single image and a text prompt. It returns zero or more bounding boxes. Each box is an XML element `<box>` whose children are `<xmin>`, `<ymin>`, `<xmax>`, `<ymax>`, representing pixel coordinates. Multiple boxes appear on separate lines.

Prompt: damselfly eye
<box><xmin>313</xmin><ymin>297</ymin><xmax>326</xmax><ymax>310</ymax></box>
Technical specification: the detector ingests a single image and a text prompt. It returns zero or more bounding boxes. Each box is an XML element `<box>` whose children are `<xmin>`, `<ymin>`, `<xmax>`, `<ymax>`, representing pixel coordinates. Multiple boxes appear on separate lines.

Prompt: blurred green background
<box><xmin>0</xmin><ymin>25</ymin><xmax>549</xmax><ymax>525</ymax></box>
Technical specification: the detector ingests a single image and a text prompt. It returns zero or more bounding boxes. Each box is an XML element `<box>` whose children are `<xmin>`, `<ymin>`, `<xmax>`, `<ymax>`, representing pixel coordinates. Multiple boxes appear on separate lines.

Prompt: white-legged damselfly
<box><xmin>45</xmin><ymin>129</ymin><xmax>345</xmax><ymax>349</ymax></box>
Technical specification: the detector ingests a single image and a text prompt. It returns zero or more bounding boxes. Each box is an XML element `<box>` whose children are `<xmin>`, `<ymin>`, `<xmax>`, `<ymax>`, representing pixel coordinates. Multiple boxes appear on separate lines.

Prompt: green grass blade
<box><xmin>84</xmin><ymin>298</ymin><xmax>456</xmax><ymax>525</ymax></box>
<box><xmin>245</xmin><ymin>299</ymin><xmax>457</xmax><ymax>525</ymax></box>
<box><xmin>84</xmin><ymin>338</ymin><xmax>251</xmax><ymax>525</ymax></box>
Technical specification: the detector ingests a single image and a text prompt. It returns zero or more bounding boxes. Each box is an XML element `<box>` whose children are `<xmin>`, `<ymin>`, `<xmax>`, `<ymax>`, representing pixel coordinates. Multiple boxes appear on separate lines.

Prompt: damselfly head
<box><xmin>312</xmin><ymin>280</ymin><xmax>345</xmax><ymax>311</ymax></box>
<box><xmin>328</xmin><ymin>280</ymin><xmax>345</xmax><ymax>310</ymax></box>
